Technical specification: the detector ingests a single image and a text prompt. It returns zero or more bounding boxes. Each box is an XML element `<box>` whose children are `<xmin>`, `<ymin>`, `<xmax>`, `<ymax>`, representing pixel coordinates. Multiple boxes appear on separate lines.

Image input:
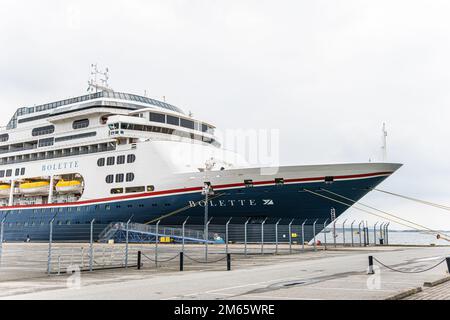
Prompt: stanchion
<box><xmin>137</xmin><ymin>251</ymin><xmax>142</xmax><ymax>270</ymax></box>
<box><xmin>180</xmin><ymin>252</ymin><xmax>184</xmax><ymax>271</ymax></box>
<box><xmin>368</xmin><ymin>255</ymin><xmax>374</xmax><ymax>274</ymax></box>
<box><xmin>227</xmin><ymin>253</ymin><xmax>231</xmax><ymax>271</ymax></box>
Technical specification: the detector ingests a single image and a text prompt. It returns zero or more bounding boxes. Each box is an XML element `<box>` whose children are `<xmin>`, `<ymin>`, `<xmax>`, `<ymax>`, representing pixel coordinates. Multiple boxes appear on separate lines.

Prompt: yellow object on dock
<box><xmin>159</xmin><ymin>236</ymin><xmax>172</xmax><ymax>243</ymax></box>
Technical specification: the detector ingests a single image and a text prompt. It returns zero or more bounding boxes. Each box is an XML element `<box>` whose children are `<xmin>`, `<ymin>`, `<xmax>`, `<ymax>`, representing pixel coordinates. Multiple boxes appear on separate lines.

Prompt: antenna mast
<box><xmin>87</xmin><ymin>64</ymin><xmax>113</xmax><ymax>93</ymax></box>
<box><xmin>381</xmin><ymin>122</ymin><xmax>387</xmax><ymax>162</ymax></box>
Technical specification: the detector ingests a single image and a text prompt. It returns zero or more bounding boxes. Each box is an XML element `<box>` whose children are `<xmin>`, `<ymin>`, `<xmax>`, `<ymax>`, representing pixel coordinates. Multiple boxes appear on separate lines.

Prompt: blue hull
<box><xmin>0</xmin><ymin>175</ymin><xmax>387</xmax><ymax>241</ymax></box>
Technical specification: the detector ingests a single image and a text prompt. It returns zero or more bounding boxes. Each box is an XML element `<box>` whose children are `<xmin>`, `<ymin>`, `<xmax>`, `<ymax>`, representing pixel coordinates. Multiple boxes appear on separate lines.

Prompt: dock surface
<box><xmin>0</xmin><ymin>245</ymin><xmax>449</xmax><ymax>300</ymax></box>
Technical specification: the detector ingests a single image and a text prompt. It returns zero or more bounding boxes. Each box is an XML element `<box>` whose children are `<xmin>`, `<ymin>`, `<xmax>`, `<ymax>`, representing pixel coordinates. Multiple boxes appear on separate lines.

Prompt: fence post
<box><xmin>137</xmin><ymin>251</ymin><xmax>142</xmax><ymax>270</ymax></box>
<box><xmin>342</xmin><ymin>219</ymin><xmax>347</xmax><ymax>247</ymax></box>
<box><xmin>47</xmin><ymin>218</ymin><xmax>54</xmax><ymax>274</ymax></box>
<box><xmin>373</xmin><ymin>222</ymin><xmax>378</xmax><ymax>246</ymax></box>
<box><xmin>261</xmin><ymin>218</ymin><xmax>267</xmax><ymax>255</ymax></box>
<box><xmin>323</xmin><ymin>219</ymin><xmax>328</xmax><ymax>250</ymax></box>
<box><xmin>225</xmin><ymin>218</ymin><xmax>232</xmax><ymax>255</ymax></box>
<box><xmin>89</xmin><ymin>218</ymin><xmax>95</xmax><ymax>272</ymax></box>
<box><xmin>358</xmin><ymin>222</ymin><xmax>363</xmax><ymax>247</ymax></box>
<box><xmin>182</xmin><ymin>217</ymin><xmax>189</xmax><ymax>254</ymax></box>
<box><xmin>227</xmin><ymin>253</ymin><xmax>231</xmax><ymax>271</ymax></box>
<box><xmin>350</xmin><ymin>220</ymin><xmax>355</xmax><ymax>247</ymax></box>
<box><xmin>205</xmin><ymin>218</ymin><xmax>212</xmax><ymax>262</ymax></box>
<box><xmin>155</xmin><ymin>220</ymin><xmax>160</xmax><ymax>267</ymax></box>
<box><xmin>313</xmin><ymin>219</ymin><xmax>318</xmax><ymax>251</ymax></box>
<box><xmin>301</xmin><ymin>219</ymin><xmax>307</xmax><ymax>252</ymax></box>
<box><xmin>288</xmin><ymin>219</ymin><xmax>294</xmax><ymax>254</ymax></box>
<box><xmin>385</xmin><ymin>222</ymin><xmax>391</xmax><ymax>244</ymax></box>
<box><xmin>179</xmin><ymin>252</ymin><xmax>184</xmax><ymax>271</ymax></box>
<box><xmin>125</xmin><ymin>219</ymin><xmax>130</xmax><ymax>268</ymax></box>
<box><xmin>275</xmin><ymin>219</ymin><xmax>281</xmax><ymax>254</ymax></box>
<box><xmin>379</xmin><ymin>223</ymin><xmax>384</xmax><ymax>245</ymax></box>
<box><xmin>0</xmin><ymin>218</ymin><xmax>4</xmax><ymax>267</ymax></box>
<box><xmin>333</xmin><ymin>219</ymin><xmax>337</xmax><ymax>248</ymax></box>
<box><xmin>244</xmin><ymin>218</ymin><xmax>249</xmax><ymax>256</ymax></box>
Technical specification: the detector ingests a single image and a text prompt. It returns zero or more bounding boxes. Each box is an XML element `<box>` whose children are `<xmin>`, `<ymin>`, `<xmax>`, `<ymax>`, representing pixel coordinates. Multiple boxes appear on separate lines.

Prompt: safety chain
<box><xmin>141</xmin><ymin>252</ymin><xmax>180</xmax><ymax>263</ymax></box>
<box><xmin>184</xmin><ymin>254</ymin><xmax>228</xmax><ymax>264</ymax></box>
<box><xmin>373</xmin><ymin>257</ymin><xmax>446</xmax><ymax>274</ymax></box>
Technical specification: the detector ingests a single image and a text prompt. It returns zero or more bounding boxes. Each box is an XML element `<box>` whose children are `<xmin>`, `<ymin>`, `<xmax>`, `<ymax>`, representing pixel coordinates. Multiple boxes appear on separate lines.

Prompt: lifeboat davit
<box><xmin>0</xmin><ymin>184</ymin><xmax>11</xmax><ymax>198</ymax></box>
<box><xmin>19</xmin><ymin>181</ymin><xmax>50</xmax><ymax>195</ymax></box>
<box><xmin>55</xmin><ymin>180</ymin><xmax>82</xmax><ymax>194</ymax></box>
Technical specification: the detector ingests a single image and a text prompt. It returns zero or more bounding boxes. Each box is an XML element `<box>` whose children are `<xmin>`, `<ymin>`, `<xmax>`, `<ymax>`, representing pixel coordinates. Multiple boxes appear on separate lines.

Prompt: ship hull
<box><xmin>0</xmin><ymin>172</ymin><xmax>390</xmax><ymax>241</ymax></box>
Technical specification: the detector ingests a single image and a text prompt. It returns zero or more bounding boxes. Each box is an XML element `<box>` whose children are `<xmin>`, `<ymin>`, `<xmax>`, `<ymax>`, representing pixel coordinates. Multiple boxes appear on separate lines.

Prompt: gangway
<box><xmin>98</xmin><ymin>222</ymin><xmax>222</xmax><ymax>244</ymax></box>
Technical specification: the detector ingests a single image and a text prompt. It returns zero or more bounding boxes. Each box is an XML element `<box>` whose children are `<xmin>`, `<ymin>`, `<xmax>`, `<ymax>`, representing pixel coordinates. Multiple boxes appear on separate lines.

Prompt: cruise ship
<box><xmin>0</xmin><ymin>74</ymin><xmax>401</xmax><ymax>241</ymax></box>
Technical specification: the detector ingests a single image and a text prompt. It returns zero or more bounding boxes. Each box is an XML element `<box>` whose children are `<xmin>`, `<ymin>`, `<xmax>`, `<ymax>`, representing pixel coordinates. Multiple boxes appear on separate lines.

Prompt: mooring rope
<box><xmin>320</xmin><ymin>188</ymin><xmax>450</xmax><ymax>239</ymax></box>
<box><xmin>374</xmin><ymin>188</ymin><xmax>450</xmax><ymax>212</ymax></box>
<box><xmin>303</xmin><ymin>189</ymin><xmax>425</xmax><ymax>231</ymax></box>
<box><xmin>183</xmin><ymin>253</ymin><xmax>228</xmax><ymax>264</ymax></box>
<box><xmin>373</xmin><ymin>257</ymin><xmax>447</xmax><ymax>274</ymax></box>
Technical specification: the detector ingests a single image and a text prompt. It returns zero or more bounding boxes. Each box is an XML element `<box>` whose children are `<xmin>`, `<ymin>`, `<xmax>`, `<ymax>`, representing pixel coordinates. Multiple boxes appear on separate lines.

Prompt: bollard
<box><xmin>368</xmin><ymin>255</ymin><xmax>375</xmax><ymax>274</ymax></box>
<box><xmin>227</xmin><ymin>253</ymin><xmax>231</xmax><ymax>271</ymax></box>
<box><xmin>244</xmin><ymin>219</ymin><xmax>249</xmax><ymax>256</ymax></box>
<box><xmin>275</xmin><ymin>219</ymin><xmax>281</xmax><ymax>254</ymax></box>
<box><xmin>137</xmin><ymin>251</ymin><xmax>142</xmax><ymax>270</ymax></box>
<box><xmin>180</xmin><ymin>252</ymin><xmax>184</xmax><ymax>272</ymax></box>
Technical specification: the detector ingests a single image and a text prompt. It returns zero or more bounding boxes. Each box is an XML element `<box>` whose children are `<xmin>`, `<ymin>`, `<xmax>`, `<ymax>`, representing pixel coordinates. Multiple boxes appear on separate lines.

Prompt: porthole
<box><xmin>105</xmin><ymin>175</ymin><xmax>114</xmax><ymax>184</ymax></box>
<box><xmin>126</xmin><ymin>172</ymin><xmax>134</xmax><ymax>182</ymax></box>
<box><xmin>97</xmin><ymin>158</ymin><xmax>105</xmax><ymax>167</ymax></box>
<box><xmin>127</xmin><ymin>154</ymin><xmax>136</xmax><ymax>163</ymax></box>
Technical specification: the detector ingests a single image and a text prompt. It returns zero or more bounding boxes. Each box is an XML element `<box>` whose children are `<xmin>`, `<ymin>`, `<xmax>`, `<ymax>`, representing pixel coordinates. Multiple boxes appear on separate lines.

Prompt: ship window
<box><xmin>38</xmin><ymin>138</ymin><xmax>54</xmax><ymax>147</ymax></box>
<box><xmin>0</xmin><ymin>170</ymin><xmax>4</xmax><ymax>178</ymax></box>
<box><xmin>244</xmin><ymin>179</ymin><xmax>253</xmax><ymax>187</ymax></box>
<box><xmin>32</xmin><ymin>125</ymin><xmax>55</xmax><ymax>136</ymax></box>
<box><xmin>105</xmin><ymin>175</ymin><xmax>114</xmax><ymax>183</ymax></box>
<box><xmin>167</xmin><ymin>115</ymin><xmax>180</xmax><ymax>126</ymax></box>
<box><xmin>111</xmin><ymin>188</ymin><xmax>123</xmax><ymax>194</ymax></box>
<box><xmin>180</xmin><ymin>118</ymin><xmax>195</xmax><ymax>130</ymax></box>
<box><xmin>6</xmin><ymin>169</ymin><xmax>12</xmax><ymax>177</ymax></box>
<box><xmin>126</xmin><ymin>172</ymin><xmax>134</xmax><ymax>182</ymax></box>
<box><xmin>73</xmin><ymin>119</ymin><xmax>89</xmax><ymax>130</ymax></box>
<box><xmin>147</xmin><ymin>185</ymin><xmax>155</xmax><ymax>192</ymax></box>
<box><xmin>116</xmin><ymin>173</ymin><xmax>124</xmax><ymax>183</ymax></box>
<box><xmin>97</xmin><ymin>158</ymin><xmax>105</xmax><ymax>167</ymax></box>
<box><xmin>20</xmin><ymin>168</ymin><xmax>25</xmax><ymax>175</ymax></box>
<box><xmin>125</xmin><ymin>186</ymin><xmax>145</xmax><ymax>193</ymax></box>
<box><xmin>15</xmin><ymin>168</ymin><xmax>20</xmax><ymax>176</ymax></box>
<box><xmin>0</xmin><ymin>134</ymin><xmax>8</xmax><ymax>142</ymax></box>
<box><xmin>127</xmin><ymin>154</ymin><xmax>136</xmax><ymax>163</ymax></box>
<box><xmin>117</xmin><ymin>155</ymin><xmax>125</xmax><ymax>164</ymax></box>
<box><xmin>201</xmin><ymin>124</ymin><xmax>208</xmax><ymax>132</ymax></box>
<box><xmin>106</xmin><ymin>156</ymin><xmax>115</xmax><ymax>166</ymax></box>
<box><xmin>275</xmin><ymin>178</ymin><xmax>284</xmax><ymax>185</ymax></box>
<box><xmin>150</xmin><ymin>112</ymin><xmax>165</xmax><ymax>123</ymax></box>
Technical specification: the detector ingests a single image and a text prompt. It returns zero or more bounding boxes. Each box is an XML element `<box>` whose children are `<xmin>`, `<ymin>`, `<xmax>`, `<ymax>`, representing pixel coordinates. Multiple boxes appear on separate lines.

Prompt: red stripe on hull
<box><xmin>0</xmin><ymin>171</ymin><xmax>392</xmax><ymax>210</ymax></box>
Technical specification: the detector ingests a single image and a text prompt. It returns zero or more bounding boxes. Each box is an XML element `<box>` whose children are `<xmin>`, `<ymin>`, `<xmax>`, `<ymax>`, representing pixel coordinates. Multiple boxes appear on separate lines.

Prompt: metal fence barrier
<box><xmin>0</xmin><ymin>217</ymin><xmax>390</xmax><ymax>277</ymax></box>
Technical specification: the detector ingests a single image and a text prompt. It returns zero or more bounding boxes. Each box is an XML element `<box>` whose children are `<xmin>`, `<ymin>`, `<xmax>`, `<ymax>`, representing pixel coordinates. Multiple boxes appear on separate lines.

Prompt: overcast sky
<box><xmin>1</xmin><ymin>0</ymin><xmax>450</xmax><ymax>230</ymax></box>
